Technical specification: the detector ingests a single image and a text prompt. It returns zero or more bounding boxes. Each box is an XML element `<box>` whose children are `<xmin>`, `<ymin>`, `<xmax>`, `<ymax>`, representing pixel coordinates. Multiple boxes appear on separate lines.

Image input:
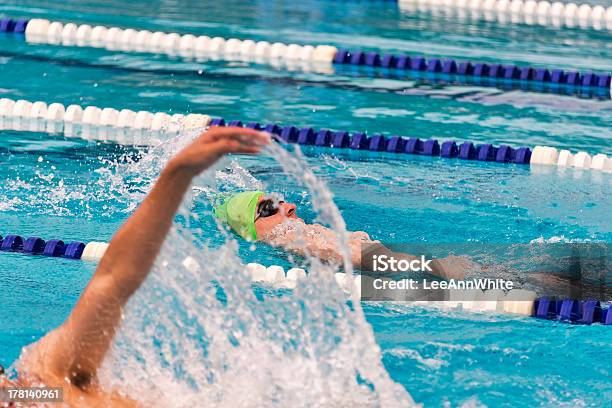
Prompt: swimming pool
<box><xmin>1</xmin><ymin>0</ymin><xmax>611</xmax><ymax>406</ymax></box>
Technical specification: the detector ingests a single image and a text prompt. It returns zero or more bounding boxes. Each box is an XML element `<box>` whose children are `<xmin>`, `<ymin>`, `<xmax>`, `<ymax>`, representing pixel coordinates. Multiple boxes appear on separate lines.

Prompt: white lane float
<box><xmin>91</xmin><ymin>26</ymin><xmax>109</xmax><ymax>47</ymax></box>
<box><xmin>398</xmin><ymin>0</ymin><xmax>612</xmax><ymax>31</ymax></box>
<box><xmin>75</xmin><ymin>24</ymin><xmax>92</xmax><ymax>47</ymax></box>
<box><xmin>22</xmin><ymin>19</ymin><xmax>338</xmax><ymax>68</ymax></box>
<box><xmin>530</xmin><ymin>145</ymin><xmax>559</xmax><ymax>165</ymax></box>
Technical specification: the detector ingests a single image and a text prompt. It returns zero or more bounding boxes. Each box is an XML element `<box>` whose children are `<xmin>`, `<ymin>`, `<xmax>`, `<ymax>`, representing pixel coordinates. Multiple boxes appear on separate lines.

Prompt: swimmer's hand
<box><xmin>167</xmin><ymin>126</ymin><xmax>271</xmax><ymax>177</ymax></box>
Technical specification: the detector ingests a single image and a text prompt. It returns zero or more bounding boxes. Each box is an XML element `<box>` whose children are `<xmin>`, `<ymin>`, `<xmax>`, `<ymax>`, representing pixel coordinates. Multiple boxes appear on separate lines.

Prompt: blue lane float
<box><xmin>332</xmin><ymin>64</ymin><xmax>611</xmax><ymax>100</ymax></box>
<box><xmin>1</xmin><ymin>234</ymin><xmax>23</xmax><ymax>251</ymax></box>
<box><xmin>0</xmin><ymin>234</ymin><xmax>85</xmax><ymax>259</ymax></box>
<box><xmin>334</xmin><ymin>48</ymin><xmax>611</xmax><ymax>90</ymax></box>
<box><xmin>533</xmin><ymin>298</ymin><xmax>609</xmax><ymax>325</ymax></box>
<box><xmin>23</xmin><ymin>237</ymin><xmax>45</xmax><ymax>254</ymax></box>
<box><xmin>0</xmin><ymin>18</ymin><xmax>28</xmax><ymax>34</ymax></box>
<box><xmin>211</xmin><ymin>117</ymin><xmax>532</xmax><ymax>165</ymax></box>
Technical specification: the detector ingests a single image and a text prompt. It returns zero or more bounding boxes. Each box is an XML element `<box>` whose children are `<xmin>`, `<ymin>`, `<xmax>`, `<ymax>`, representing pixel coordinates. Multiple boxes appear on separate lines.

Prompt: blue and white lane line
<box><xmin>1</xmin><ymin>17</ymin><xmax>610</xmax><ymax>96</ymax></box>
<box><xmin>0</xmin><ymin>233</ymin><xmax>610</xmax><ymax>325</ymax></box>
<box><xmin>1</xmin><ymin>98</ymin><xmax>611</xmax><ymax>172</ymax></box>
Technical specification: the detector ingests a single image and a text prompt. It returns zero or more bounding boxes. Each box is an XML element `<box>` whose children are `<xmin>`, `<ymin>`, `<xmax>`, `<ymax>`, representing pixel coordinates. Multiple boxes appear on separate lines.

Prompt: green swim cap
<box><xmin>213</xmin><ymin>191</ymin><xmax>264</xmax><ymax>241</ymax></box>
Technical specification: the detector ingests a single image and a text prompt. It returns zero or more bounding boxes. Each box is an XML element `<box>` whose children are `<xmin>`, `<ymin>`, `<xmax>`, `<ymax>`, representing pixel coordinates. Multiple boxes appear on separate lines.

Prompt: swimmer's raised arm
<box><xmin>26</xmin><ymin>127</ymin><xmax>270</xmax><ymax>388</ymax></box>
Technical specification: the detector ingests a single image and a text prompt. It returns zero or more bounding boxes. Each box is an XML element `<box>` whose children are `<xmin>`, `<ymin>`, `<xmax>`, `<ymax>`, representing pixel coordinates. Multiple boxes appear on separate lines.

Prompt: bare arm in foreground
<box><xmin>22</xmin><ymin>128</ymin><xmax>269</xmax><ymax>400</ymax></box>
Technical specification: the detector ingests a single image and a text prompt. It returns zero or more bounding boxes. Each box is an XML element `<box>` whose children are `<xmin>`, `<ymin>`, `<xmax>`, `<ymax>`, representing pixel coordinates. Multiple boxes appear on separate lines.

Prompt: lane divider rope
<box><xmin>1</xmin><ymin>97</ymin><xmax>611</xmax><ymax>172</ymax></box>
<box><xmin>332</xmin><ymin>48</ymin><xmax>610</xmax><ymax>90</ymax></box>
<box><xmin>1</xmin><ymin>18</ymin><xmax>609</xmax><ymax>93</ymax></box>
<box><xmin>209</xmin><ymin>117</ymin><xmax>612</xmax><ymax>172</ymax></box>
<box><xmin>397</xmin><ymin>0</ymin><xmax>612</xmax><ymax>32</ymax></box>
<box><xmin>334</xmin><ymin>64</ymin><xmax>610</xmax><ymax>99</ymax></box>
<box><xmin>0</xmin><ymin>233</ymin><xmax>609</xmax><ymax>324</ymax></box>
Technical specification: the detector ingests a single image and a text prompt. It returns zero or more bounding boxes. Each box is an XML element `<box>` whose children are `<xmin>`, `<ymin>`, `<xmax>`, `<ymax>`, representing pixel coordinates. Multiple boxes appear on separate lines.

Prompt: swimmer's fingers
<box><xmin>211</xmin><ymin>138</ymin><xmax>266</xmax><ymax>155</ymax></box>
<box><xmin>201</xmin><ymin>126</ymin><xmax>271</xmax><ymax>147</ymax></box>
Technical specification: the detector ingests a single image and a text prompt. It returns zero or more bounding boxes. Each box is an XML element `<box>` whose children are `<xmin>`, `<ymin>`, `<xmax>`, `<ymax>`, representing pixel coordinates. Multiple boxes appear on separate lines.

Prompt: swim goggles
<box><xmin>255</xmin><ymin>198</ymin><xmax>284</xmax><ymax>221</ymax></box>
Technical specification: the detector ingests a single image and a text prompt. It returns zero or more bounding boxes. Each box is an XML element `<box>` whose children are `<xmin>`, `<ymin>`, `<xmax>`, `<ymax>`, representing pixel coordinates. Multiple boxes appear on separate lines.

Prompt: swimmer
<box><xmin>214</xmin><ymin>194</ymin><xmax>609</xmax><ymax>297</ymax></box>
<box><xmin>1</xmin><ymin>127</ymin><xmax>271</xmax><ymax>407</ymax></box>
<box><xmin>214</xmin><ymin>191</ymin><xmax>472</xmax><ymax>280</ymax></box>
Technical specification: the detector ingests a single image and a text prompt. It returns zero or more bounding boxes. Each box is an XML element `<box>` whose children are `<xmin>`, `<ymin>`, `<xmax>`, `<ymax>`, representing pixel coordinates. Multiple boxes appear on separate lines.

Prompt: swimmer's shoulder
<box><xmin>17</xmin><ymin>332</ymin><xmax>141</xmax><ymax>407</ymax></box>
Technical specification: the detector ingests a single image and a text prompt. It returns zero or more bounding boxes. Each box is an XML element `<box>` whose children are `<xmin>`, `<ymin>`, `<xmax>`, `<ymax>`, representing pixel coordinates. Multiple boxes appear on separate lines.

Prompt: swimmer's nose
<box><xmin>282</xmin><ymin>202</ymin><xmax>297</xmax><ymax>217</ymax></box>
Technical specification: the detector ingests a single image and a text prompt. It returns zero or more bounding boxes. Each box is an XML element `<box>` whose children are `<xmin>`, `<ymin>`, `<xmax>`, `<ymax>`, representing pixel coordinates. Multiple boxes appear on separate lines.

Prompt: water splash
<box><xmin>91</xmin><ymin>131</ymin><xmax>416</xmax><ymax>407</ymax></box>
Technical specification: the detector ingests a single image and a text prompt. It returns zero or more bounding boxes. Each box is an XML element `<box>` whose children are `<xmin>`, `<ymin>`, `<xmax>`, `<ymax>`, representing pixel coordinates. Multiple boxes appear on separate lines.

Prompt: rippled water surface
<box><xmin>1</xmin><ymin>0</ymin><xmax>611</xmax><ymax>407</ymax></box>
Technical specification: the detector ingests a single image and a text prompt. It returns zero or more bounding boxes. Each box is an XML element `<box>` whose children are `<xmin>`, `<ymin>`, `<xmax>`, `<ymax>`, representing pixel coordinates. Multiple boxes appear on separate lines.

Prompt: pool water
<box><xmin>1</xmin><ymin>0</ymin><xmax>611</xmax><ymax>406</ymax></box>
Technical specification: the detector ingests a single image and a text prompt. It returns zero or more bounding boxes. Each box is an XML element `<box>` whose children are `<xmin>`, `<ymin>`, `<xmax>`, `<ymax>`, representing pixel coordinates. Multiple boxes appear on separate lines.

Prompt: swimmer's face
<box><xmin>254</xmin><ymin>195</ymin><xmax>301</xmax><ymax>238</ymax></box>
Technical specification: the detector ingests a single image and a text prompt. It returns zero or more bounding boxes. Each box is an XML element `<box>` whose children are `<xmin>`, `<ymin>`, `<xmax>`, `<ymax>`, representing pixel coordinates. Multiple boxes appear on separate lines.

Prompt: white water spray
<box><xmin>14</xmin><ymin>128</ymin><xmax>416</xmax><ymax>407</ymax></box>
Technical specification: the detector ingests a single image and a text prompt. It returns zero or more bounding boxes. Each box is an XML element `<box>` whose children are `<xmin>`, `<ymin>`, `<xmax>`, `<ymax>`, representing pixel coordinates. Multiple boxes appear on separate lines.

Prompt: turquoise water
<box><xmin>1</xmin><ymin>0</ymin><xmax>611</xmax><ymax>406</ymax></box>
